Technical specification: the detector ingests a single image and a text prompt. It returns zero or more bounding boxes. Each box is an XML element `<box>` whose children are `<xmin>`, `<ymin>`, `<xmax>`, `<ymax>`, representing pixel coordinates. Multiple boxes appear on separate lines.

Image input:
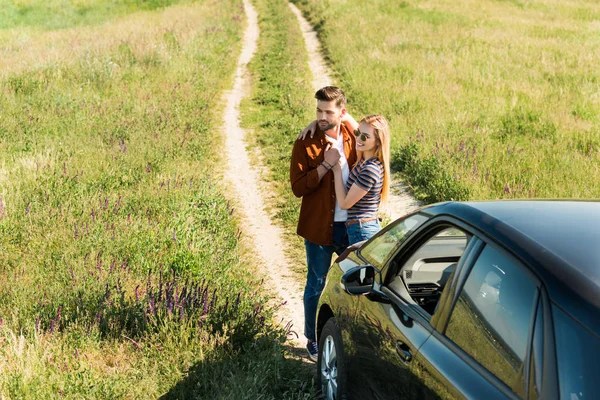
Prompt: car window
<box><xmin>445</xmin><ymin>245</ymin><xmax>537</xmax><ymax>396</ymax></box>
<box><xmin>553</xmin><ymin>305</ymin><xmax>600</xmax><ymax>400</ymax></box>
<box><xmin>360</xmin><ymin>213</ymin><xmax>428</xmax><ymax>269</ymax></box>
<box><xmin>388</xmin><ymin>227</ymin><xmax>468</xmax><ymax>315</ymax></box>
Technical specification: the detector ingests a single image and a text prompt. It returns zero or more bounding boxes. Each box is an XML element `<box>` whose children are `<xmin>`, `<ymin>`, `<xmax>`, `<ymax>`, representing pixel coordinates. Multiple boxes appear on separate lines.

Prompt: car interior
<box><xmin>388</xmin><ymin>227</ymin><xmax>469</xmax><ymax>315</ymax></box>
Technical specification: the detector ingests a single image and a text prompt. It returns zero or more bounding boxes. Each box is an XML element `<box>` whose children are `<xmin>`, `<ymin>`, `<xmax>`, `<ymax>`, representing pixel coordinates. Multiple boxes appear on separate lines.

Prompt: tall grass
<box><xmin>292</xmin><ymin>0</ymin><xmax>600</xmax><ymax>202</ymax></box>
<box><xmin>0</xmin><ymin>1</ymin><xmax>311</xmax><ymax>398</ymax></box>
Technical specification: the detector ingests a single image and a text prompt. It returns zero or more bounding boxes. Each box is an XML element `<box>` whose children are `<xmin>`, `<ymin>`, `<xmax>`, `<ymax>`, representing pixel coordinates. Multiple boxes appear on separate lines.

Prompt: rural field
<box><xmin>286</xmin><ymin>0</ymin><xmax>600</xmax><ymax>203</ymax></box>
<box><xmin>0</xmin><ymin>0</ymin><xmax>312</xmax><ymax>398</ymax></box>
<box><xmin>1</xmin><ymin>0</ymin><xmax>599</xmax><ymax>398</ymax></box>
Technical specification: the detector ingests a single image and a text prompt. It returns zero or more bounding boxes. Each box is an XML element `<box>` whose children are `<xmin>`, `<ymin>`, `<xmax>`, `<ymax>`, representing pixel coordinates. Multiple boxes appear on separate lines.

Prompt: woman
<box><xmin>303</xmin><ymin>114</ymin><xmax>390</xmax><ymax>244</ymax></box>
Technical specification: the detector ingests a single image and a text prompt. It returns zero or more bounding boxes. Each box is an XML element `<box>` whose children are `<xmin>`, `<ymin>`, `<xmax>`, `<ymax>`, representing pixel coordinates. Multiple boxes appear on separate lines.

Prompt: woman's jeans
<box><xmin>303</xmin><ymin>222</ymin><xmax>348</xmax><ymax>342</ymax></box>
<box><xmin>347</xmin><ymin>219</ymin><xmax>381</xmax><ymax>245</ymax></box>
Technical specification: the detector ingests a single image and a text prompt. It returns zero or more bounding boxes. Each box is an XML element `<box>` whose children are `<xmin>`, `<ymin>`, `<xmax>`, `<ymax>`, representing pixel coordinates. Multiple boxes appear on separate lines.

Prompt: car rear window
<box><xmin>553</xmin><ymin>306</ymin><xmax>600</xmax><ymax>400</ymax></box>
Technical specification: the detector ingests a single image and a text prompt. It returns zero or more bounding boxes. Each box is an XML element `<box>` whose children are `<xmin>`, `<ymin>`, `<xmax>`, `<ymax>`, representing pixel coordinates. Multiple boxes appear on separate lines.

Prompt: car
<box><xmin>315</xmin><ymin>200</ymin><xmax>600</xmax><ymax>400</ymax></box>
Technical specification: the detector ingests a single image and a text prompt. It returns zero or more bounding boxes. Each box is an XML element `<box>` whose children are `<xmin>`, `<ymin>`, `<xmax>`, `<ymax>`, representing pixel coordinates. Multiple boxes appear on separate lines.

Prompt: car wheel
<box><xmin>317</xmin><ymin>318</ymin><xmax>348</xmax><ymax>400</ymax></box>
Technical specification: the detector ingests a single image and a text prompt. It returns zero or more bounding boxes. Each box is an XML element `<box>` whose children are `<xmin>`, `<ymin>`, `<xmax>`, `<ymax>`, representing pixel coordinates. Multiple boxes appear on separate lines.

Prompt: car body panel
<box><xmin>413</xmin><ymin>332</ymin><xmax>516</xmax><ymax>400</ymax></box>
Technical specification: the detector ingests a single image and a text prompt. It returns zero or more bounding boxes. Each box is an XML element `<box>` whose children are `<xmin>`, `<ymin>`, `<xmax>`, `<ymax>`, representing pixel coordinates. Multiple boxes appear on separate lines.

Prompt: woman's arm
<box><xmin>333</xmin><ymin>167</ymin><xmax>367</xmax><ymax>210</ymax></box>
<box><xmin>297</xmin><ymin>120</ymin><xmax>317</xmax><ymax>140</ymax></box>
<box><xmin>341</xmin><ymin>113</ymin><xmax>359</xmax><ymax>133</ymax></box>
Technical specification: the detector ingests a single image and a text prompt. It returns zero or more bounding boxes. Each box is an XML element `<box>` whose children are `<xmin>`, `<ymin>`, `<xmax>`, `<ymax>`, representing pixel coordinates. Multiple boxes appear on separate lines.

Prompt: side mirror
<box><xmin>341</xmin><ymin>265</ymin><xmax>378</xmax><ymax>295</ymax></box>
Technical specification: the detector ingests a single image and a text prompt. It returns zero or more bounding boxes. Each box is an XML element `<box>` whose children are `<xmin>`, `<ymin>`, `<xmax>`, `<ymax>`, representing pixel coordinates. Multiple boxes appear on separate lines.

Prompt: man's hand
<box><xmin>297</xmin><ymin>120</ymin><xmax>317</xmax><ymax>140</ymax></box>
<box><xmin>324</xmin><ymin>143</ymin><xmax>341</xmax><ymax>167</ymax></box>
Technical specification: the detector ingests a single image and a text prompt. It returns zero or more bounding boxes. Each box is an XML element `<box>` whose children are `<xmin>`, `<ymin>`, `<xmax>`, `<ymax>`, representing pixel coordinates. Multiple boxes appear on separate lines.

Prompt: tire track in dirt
<box><xmin>288</xmin><ymin>2</ymin><xmax>421</xmax><ymax>219</ymax></box>
<box><xmin>222</xmin><ymin>0</ymin><xmax>305</xmax><ymax>347</ymax></box>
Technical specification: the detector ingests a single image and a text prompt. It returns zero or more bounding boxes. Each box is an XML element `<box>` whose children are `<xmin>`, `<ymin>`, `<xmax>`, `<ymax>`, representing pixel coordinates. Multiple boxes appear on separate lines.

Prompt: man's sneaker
<box><xmin>306</xmin><ymin>341</ymin><xmax>318</xmax><ymax>362</ymax></box>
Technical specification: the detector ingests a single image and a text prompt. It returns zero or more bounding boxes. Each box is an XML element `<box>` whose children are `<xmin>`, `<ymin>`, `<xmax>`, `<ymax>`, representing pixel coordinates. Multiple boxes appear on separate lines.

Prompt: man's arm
<box><xmin>290</xmin><ymin>140</ymin><xmax>330</xmax><ymax>198</ymax></box>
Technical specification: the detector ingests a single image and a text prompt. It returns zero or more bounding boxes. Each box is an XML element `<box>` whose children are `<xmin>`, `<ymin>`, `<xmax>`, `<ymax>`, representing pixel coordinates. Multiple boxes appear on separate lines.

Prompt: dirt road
<box><xmin>222</xmin><ymin>0</ymin><xmax>421</xmax><ymax>353</ymax></box>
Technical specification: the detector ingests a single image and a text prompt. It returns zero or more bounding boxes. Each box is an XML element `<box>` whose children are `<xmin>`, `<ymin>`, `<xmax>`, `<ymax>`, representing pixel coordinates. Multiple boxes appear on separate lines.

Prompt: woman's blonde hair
<box><xmin>359</xmin><ymin>114</ymin><xmax>391</xmax><ymax>203</ymax></box>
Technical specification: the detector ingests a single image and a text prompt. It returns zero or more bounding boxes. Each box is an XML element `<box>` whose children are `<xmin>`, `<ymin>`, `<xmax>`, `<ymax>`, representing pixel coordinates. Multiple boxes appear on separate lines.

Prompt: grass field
<box><xmin>0</xmin><ymin>0</ymin><xmax>311</xmax><ymax>398</ymax></box>
<box><xmin>293</xmin><ymin>0</ymin><xmax>600</xmax><ymax>202</ymax></box>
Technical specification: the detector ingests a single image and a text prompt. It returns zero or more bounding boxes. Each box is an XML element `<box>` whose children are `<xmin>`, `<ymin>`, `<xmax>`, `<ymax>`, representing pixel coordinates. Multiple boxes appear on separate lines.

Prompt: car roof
<box><xmin>421</xmin><ymin>200</ymin><xmax>600</xmax><ymax>330</ymax></box>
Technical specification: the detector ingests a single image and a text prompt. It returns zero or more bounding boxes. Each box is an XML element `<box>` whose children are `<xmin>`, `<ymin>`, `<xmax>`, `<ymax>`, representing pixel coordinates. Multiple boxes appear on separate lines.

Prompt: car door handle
<box><xmin>395</xmin><ymin>342</ymin><xmax>412</xmax><ymax>363</ymax></box>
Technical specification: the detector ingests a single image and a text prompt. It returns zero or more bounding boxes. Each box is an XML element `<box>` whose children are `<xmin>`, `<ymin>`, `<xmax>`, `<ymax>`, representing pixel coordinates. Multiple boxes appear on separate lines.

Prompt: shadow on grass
<box><xmin>161</xmin><ymin>339</ymin><xmax>317</xmax><ymax>400</ymax></box>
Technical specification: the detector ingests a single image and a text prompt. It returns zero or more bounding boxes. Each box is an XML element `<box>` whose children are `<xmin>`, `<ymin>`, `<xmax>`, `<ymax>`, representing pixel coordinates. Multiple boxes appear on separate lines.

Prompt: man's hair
<box><xmin>314</xmin><ymin>86</ymin><xmax>346</xmax><ymax>108</ymax></box>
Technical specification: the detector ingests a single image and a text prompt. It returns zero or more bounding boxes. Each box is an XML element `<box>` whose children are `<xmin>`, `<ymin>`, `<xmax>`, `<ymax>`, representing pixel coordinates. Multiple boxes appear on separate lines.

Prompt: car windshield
<box><xmin>359</xmin><ymin>213</ymin><xmax>428</xmax><ymax>268</ymax></box>
<box><xmin>553</xmin><ymin>305</ymin><xmax>600</xmax><ymax>399</ymax></box>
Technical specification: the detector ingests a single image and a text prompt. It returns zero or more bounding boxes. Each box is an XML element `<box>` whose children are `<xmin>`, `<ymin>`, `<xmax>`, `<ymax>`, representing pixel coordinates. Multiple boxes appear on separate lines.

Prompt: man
<box><xmin>290</xmin><ymin>86</ymin><xmax>357</xmax><ymax>361</ymax></box>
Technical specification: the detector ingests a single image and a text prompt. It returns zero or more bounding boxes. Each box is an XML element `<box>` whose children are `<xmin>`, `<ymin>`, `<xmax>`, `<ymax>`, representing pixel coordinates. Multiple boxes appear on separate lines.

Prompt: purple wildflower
<box><xmin>150</xmin><ymin>294</ymin><xmax>156</xmax><ymax>314</ymax></box>
<box><xmin>202</xmin><ymin>291</ymin><xmax>209</xmax><ymax>316</ymax></box>
<box><xmin>233</xmin><ymin>292</ymin><xmax>241</xmax><ymax>310</ymax></box>
<box><xmin>209</xmin><ymin>289</ymin><xmax>217</xmax><ymax>312</ymax></box>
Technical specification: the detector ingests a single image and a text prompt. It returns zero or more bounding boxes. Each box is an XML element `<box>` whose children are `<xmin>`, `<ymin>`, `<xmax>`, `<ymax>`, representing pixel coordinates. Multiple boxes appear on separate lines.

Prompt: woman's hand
<box><xmin>324</xmin><ymin>144</ymin><xmax>341</xmax><ymax>167</ymax></box>
<box><xmin>331</xmin><ymin>159</ymin><xmax>341</xmax><ymax>173</ymax></box>
<box><xmin>297</xmin><ymin>120</ymin><xmax>317</xmax><ymax>140</ymax></box>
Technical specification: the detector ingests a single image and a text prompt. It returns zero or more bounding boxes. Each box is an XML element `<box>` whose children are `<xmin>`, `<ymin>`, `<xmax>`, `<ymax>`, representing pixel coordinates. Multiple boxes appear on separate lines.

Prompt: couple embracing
<box><xmin>289</xmin><ymin>86</ymin><xmax>391</xmax><ymax>361</ymax></box>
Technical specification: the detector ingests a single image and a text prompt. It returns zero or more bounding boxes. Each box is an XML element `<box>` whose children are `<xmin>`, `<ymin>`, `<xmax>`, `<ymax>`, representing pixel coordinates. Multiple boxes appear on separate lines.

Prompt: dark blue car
<box><xmin>316</xmin><ymin>201</ymin><xmax>600</xmax><ymax>400</ymax></box>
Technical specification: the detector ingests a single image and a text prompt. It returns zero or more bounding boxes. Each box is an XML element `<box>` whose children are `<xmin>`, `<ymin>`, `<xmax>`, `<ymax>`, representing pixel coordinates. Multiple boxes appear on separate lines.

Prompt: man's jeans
<box><xmin>304</xmin><ymin>222</ymin><xmax>348</xmax><ymax>342</ymax></box>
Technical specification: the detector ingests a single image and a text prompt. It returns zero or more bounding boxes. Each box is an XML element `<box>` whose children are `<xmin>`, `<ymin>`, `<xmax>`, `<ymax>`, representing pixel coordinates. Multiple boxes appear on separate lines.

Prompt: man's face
<box><xmin>316</xmin><ymin>100</ymin><xmax>346</xmax><ymax>132</ymax></box>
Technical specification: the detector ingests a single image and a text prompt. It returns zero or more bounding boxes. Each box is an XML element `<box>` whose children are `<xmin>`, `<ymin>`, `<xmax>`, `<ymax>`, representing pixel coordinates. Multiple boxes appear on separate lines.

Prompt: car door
<box><xmin>345</xmin><ymin>219</ymin><xmax>471</xmax><ymax>399</ymax></box>
<box><xmin>346</xmin><ymin>284</ymin><xmax>432</xmax><ymax>399</ymax></box>
<box><xmin>377</xmin><ymin>220</ymin><xmax>475</xmax><ymax>400</ymax></box>
<box><xmin>412</xmin><ymin>237</ymin><xmax>542</xmax><ymax>399</ymax></box>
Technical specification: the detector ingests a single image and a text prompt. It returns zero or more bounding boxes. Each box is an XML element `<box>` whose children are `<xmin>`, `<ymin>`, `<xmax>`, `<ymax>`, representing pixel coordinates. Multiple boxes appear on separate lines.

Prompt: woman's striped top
<box><xmin>345</xmin><ymin>158</ymin><xmax>384</xmax><ymax>221</ymax></box>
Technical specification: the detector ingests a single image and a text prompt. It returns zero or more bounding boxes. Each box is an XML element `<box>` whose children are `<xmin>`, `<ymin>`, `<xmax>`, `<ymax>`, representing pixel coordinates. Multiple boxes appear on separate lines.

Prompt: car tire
<box><xmin>317</xmin><ymin>318</ymin><xmax>348</xmax><ymax>400</ymax></box>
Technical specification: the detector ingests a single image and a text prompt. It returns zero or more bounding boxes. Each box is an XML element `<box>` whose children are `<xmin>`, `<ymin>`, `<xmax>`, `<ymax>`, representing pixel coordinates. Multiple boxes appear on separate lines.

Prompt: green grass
<box><xmin>0</xmin><ymin>0</ymin><xmax>188</xmax><ymax>30</ymax></box>
<box><xmin>0</xmin><ymin>1</ymin><xmax>312</xmax><ymax>398</ymax></box>
<box><xmin>292</xmin><ymin>0</ymin><xmax>600</xmax><ymax>202</ymax></box>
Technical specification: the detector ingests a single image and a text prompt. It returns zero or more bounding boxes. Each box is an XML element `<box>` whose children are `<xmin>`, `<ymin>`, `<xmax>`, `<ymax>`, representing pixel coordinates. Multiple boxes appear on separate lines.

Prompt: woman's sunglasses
<box><xmin>354</xmin><ymin>129</ymin><xmax>370</xmax><ymax>142</ymax></box>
